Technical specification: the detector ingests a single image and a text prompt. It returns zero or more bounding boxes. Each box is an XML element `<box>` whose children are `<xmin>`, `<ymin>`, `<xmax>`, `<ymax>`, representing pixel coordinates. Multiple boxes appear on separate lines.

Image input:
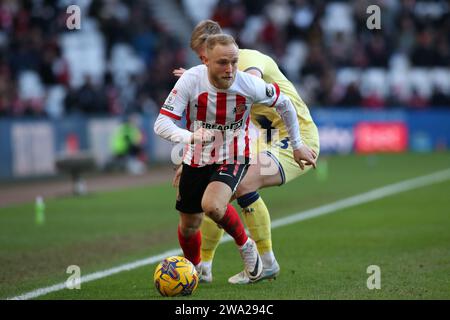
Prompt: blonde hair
<box><xmin>205</xmin><ymin>34</ymin><xmax>238</xmax><ymax>53</ymax></box>
<box><xmin>190</xmin><ymin>20</ymin><xmax>222</xmax><ymax>51</ymax></box>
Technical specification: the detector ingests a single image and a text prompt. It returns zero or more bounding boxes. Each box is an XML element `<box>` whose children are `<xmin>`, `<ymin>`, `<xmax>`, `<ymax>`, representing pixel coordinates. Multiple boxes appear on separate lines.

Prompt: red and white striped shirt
<box><xmin>158</xmin><ymin>64</ymin><xmax>281</xmax><ymax>167</ymax></box>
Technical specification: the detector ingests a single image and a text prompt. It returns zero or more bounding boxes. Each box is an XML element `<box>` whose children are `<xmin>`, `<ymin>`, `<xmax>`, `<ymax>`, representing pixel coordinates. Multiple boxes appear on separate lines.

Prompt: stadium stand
<box><xmin>0</xmin><ymin>0</ymin><xmax>448</xmax><ymax>121</ymax></box>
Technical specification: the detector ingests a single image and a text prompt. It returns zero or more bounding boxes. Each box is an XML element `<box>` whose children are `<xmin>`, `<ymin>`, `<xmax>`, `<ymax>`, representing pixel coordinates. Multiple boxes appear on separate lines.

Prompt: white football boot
<box><xmin>238</xmin><ymin>238</ymin><xmax>263</xmax><ymax>282</ymax></box>
<box><xmin>228</xmin><ymin>254</ymin><xmax>280</xmax><ymax>285</ymax></box>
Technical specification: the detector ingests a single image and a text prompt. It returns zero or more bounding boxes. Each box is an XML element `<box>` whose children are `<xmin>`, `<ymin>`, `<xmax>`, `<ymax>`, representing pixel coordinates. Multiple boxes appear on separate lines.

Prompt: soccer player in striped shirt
<box><xmin>154</xmin><ymin>34</ymin><xmax>316</xmax><ymax>283</ymax></box>
<box><xmin>172</xmin><ymin>20</ymin><xmax>320</xmax><ymax>284</ymax></box>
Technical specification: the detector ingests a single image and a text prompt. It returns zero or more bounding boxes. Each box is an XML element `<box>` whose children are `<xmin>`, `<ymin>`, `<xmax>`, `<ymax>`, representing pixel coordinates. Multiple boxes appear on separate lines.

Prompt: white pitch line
<box><xmin>7</xmin><ymin>167</ymin><xmax>450</xmax><ymax>300</ymax></box>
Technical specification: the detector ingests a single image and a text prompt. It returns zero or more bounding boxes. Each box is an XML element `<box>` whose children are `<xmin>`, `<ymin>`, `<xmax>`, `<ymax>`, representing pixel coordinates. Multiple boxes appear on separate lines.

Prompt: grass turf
<box><xmin>1</xmin><ymin>152</ymin><xmax>449</xmax><ymax>299</ymax></box>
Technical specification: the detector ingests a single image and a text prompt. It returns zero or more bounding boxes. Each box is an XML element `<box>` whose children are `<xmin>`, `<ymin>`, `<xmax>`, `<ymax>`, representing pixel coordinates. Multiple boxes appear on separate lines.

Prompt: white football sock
<box><xmin>262</xmin><ymin>251</ymin><xmax>276</xmax><ymax>268</ymax></box>
<box><xmin>202</xmin><ymin>260</ymin><xmax>212</xmax><ymax>273</ymax></box>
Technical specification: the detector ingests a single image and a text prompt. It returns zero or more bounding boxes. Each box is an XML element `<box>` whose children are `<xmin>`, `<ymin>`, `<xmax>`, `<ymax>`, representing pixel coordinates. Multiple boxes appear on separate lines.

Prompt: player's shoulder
<box><xmin>175</xmin><ymin>65</ymin><xmax>205</xmax><ymax>90</ymax></box>
<box><xmin>239</xmin><ymin>49</ymin><xmax>273</xmax><ymax>63</ymax></box>
<box><xmin>234</xmin><ymin>69</ymin><xmax>264</xmax><ymax>95</ymax></box>
<box><xmin>183</xmin><ymin>64</ymin><xmax>206</xmax><ymax>78</ymax></box>
<box><xmin>239</xmin><ymin>48</ymin><xmax>264</xmax><ymax>59</ymax></box>
<box><xmin>236</xmin><ymin>69</ymin><xmax>260</xmax><ymax>85</ymax></box>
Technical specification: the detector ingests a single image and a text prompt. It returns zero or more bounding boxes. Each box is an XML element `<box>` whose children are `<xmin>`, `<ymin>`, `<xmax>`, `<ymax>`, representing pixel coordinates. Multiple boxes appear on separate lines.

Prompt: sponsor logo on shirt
<box><xmin>200</xmin><ymin>119</ymin><xmax>244</xmax><ymax>131</ymax></box>
<box><xmin>162</xmin><ymin>104</ymin><xmax>174</xmax><ymax>111</ymax></box>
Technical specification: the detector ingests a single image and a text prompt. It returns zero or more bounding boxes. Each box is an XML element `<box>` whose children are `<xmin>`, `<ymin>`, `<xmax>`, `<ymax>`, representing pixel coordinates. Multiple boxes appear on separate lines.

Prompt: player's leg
<box><xmin>199</xmin><ymin>215</ymin><xmax>224</xmax><ymax>281</ymax></box>
<box><xmin>228</xmin><ymin>137</ymin><xmax>319</xmax><ymax>284</ymax></box>
<box><xmin>201</xmin><ymin>181</ymin><xmax>247</xmax><ymax>244</ymax></box>
<box><xmin>199</xmin><ymin>152</ymin><xmax>281</xmax><ymax>283</ymax></box>
<box><xmin>228</xmin><ymin>151</ymin><xmax>282</xmax><ymax>284</ymax></box>
<box><xmin>175</xmin><ymin>164</ymin><xmax>210</xmax><ymax>272</ymax></box>
<box><xmin>201</xmin><ymin>164</ymin><xmax>263</xmax><ymax>282</ymax></box>
<box><xmin>238</xmin><ymin>137</ymin><xmax>320</xmax><ymax>283</ymax></box>
<box><xmin>178</xmin><ymin>212</ymin><xmax>203</xmax><ymax>269</ymax></box>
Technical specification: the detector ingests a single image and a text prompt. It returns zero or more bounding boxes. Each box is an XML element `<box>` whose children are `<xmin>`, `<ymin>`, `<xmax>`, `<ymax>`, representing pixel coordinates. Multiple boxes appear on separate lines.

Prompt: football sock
<box><xmin>237</xmin><ymin>192</ymin><xmax>272</xmax><ymax>256</ymax></box>
<box><xmin>202</xmin><ymin>260</ymin><xmax>212</xmax><ymax>273</ymax></box>
<box><xmin>177</xmin><ymin>225</ymin><xmax>201</xmax><ymax>266</ymax></box>
<box><xmin>217</xmin><ymin>204</ymin><xmax>248</xmax><ymax>246</ymax></box>
<box><xmin>262</xmin><ymin>251</ymin><xmax>276</xmax><ymax>267</ymax></box>
<box><xmin>200</xmin><ymin>215</ymin><xmax>224</xmax><ymax>262</ymax></box>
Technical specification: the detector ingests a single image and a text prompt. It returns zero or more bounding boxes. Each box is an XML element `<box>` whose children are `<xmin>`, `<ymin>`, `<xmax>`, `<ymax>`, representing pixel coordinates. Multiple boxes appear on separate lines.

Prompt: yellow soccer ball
<box><xmin>154</xmin><ymin>256</ymin><xmax>199</xmax><ymax>297</ymax></box>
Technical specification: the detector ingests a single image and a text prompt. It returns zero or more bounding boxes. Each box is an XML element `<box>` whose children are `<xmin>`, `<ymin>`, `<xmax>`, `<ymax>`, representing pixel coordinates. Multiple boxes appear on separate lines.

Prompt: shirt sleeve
<box><xmin>154</xmin><ymin>113</ymin><xmax>192</xmax><ymax>144</ymax></box>
<box><xmin>159</xmin><ymin>72</ymin><xmax>193</xmax><ymax>120</ymax></box>
<box><xmin>252</xmin><ymin>76</ymin><xmax>281</xmax><ymax>108</ymax></box>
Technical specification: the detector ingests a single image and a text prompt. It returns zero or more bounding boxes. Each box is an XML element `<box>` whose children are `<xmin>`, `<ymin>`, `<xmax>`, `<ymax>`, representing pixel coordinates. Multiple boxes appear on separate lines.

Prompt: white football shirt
<box><xmin>160</xmin><ymin>64</ymin><xmax>280</xmax><ymax>167</ymax></box>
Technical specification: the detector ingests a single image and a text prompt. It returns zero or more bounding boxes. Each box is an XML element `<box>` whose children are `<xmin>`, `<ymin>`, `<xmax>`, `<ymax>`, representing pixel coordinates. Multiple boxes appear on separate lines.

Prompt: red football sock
<box><xmin>218</xmin><ymin>204</ymin><xmax>248</xmax><ymax>246</ymax></box>
<box><xmin>177</xmin><ymin>225</ymin><xmax>201</xmax><ymax>266</ymax></box>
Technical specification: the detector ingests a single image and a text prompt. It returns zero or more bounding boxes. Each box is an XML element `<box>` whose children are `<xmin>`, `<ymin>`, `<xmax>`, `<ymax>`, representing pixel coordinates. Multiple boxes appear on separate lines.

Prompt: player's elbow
<box><xmin>275</xmin><ymin>94</ymin><xmax>291</xmax><ymax>113</ymax></box>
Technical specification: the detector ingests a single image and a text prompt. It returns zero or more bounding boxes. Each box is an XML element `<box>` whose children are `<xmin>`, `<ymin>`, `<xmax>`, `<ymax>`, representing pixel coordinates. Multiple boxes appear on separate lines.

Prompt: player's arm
<box><xmin>253</xmin><ymin>79</ymin><xmax>317</xmax><ymax>169</ymax></box>
<box><xmin>154</xmin><ymin>115</ymin><xmax>191</xmax><ymax>144</ymax></box>
<box><xmin>154</xmin><ymin>71</ymin><xmax>214</xmax><ymax>145</ymax></box>
<box><xmin>276</xmin><ymin>94</ymin><xmax>317</xmax><ymax>169</ymax></box>
<box><xmin>154</xmin><ymin>72</ymin><xmax>192</xmax><ymax>143</ymax></box>
<box><xmin>155</xmin><ymin>115</ymin><xmax>214</xmax><ymax>144</ymax></box>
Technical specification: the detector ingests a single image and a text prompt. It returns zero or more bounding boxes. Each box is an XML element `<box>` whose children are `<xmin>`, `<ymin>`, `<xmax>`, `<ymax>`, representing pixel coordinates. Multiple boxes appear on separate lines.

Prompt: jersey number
<box><xmin>276</xmin><ymin>137</ymin><xmax>289</xmax><ymax>150</ymax></box>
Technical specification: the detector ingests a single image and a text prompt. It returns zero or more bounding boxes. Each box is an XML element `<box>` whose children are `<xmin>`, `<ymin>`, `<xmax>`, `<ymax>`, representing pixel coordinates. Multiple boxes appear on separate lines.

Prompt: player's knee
<box><xmin>201</xmin><ymin>199</ymin><xmax>226</xmax><ymax>221</ymax></box>
<box><xmin>179</xmin><ymin>214</ymin><xmax>202</xmax><ymax>237</ymax></box>
<box><xmin>179</xmin><ymin>224</ymin><xmax>200</xmax><ymax>238</ymax></box>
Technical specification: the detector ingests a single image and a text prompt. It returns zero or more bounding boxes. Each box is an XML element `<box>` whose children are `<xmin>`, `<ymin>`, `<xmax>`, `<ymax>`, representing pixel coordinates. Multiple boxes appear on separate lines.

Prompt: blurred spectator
<box><xmin>65</xmin><ymin>75</ymin><xmax>108</xmax><ymax>114</ymax></box>
<box><xmin>362</xmin><ymin>92</ymin><xmax>386</xmax><ymax>109</ymax></box>
<box><xmin>408</xmin><ymin>88</ymin><xmax>429</xmax><ymax>109</ymax></box>
<box><xmin>103</xmin><ymin>72</ymin><xmax>122</xmax><ymax>115</ymax></box>
<box><xmin>39</xmin><ymin>42</ymin><xmax>69</xmax><ymax>87</ymax></box>
<box><xmin>338</xmin><ymin>82</ymin><xmax>362</xmax><ymax>107</ymax></box>
<box><xmin>107</xmin><ymin>113</ymin><xmax>146</xmax><ymax>175</ymax></box>
<box><xmin>300</xmin><ymin>44</ymin><xmax>327</xmax><ymax>78</ymax></box>
<box><xmin>396</xmin><ymin>14</ymin><xmax>416</xmax><ymax>55</ymax></box>
<box><xmin>328</xmin><ymin>31</ymin><xmax>354</xmax><ymax>67</ymax></box>
<box><xmin>411</xmin><ymin>29</ymin><xmax>438</xmax><ymax>67</ymax></box>
<box><xmin>286</xmin><ymin>0</ymin><xmax>318</xmax><ymax>41</ymax></box>
<box><xmin>365</xmin><ymin>33</ymin><xmax>390</xmax><ymax>68</ymax></box>
<box><xmin>430</xmin><ymin>87</ymin><xmax>450</xmax><ymax>107</ymax></box>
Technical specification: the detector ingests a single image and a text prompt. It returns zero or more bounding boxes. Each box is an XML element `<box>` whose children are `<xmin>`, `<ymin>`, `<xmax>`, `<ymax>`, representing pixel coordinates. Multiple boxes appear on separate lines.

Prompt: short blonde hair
<box><xmin>190</xmin><ymin>20</ymin><xmax>222</xmax><ymax>51</ymax></box>
<box><xmin>205</xmin><ymin>34</ymin><xmax>238</xmax><ymax>53</ymax></box>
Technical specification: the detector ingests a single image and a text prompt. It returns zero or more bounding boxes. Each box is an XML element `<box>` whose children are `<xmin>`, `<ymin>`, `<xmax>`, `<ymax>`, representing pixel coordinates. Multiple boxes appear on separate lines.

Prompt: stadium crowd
<box><xmin>0</xmin><ymin>0</ymin><xmax>185</xmax><ymax>118</ymax></box>
<box><xmin>0</xmin><ymin>0</ymin><xmax>449</xmax><ymax>119</ymax></box>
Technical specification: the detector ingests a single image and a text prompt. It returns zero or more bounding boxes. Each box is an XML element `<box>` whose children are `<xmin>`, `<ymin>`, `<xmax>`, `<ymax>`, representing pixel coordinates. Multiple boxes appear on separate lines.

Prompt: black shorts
<box><xmin>176</xmin><ymin>163</ymin><xmax>249</xmax><ymax>214</ymax></box>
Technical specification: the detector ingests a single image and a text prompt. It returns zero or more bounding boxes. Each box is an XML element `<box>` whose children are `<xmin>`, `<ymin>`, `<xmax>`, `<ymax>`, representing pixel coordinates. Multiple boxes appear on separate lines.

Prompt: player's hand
<box><xmin>173</xmin><ymin>68</ymin><xmax>186</xmax><ymax>78</ymax></box>
<box><xmin>191</xmin><ymin>127</ymin><xmax>215</xmax><ymax>144</ymax></box>
<box><xmin>172</xmin><ymin>165</ymin><xmax>182</xmax><ymax>188</ymax></box>
<box><xmin>293</xmin><ymin>145</ymin><xmax>317</xmax><ymax>170</ymax></box>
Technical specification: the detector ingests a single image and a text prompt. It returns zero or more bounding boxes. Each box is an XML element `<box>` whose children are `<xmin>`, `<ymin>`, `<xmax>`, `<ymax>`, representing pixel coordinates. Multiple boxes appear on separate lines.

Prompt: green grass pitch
<box><xmin>1</xmin><ymin>152</ymin><xmax>449</xmax><ymax>299</ymax></box>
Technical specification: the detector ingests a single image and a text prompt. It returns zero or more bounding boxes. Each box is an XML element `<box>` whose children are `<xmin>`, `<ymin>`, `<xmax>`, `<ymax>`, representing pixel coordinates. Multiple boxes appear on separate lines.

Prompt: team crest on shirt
<box><xmin>234</xmin><ymin>104</ymin><xmax>247</xmax><ymax>115</ymax></box>
<box><xmin>266</xmin><ymin>84</ymin><xmax>275</xmax><ymax>97</ymax></box>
